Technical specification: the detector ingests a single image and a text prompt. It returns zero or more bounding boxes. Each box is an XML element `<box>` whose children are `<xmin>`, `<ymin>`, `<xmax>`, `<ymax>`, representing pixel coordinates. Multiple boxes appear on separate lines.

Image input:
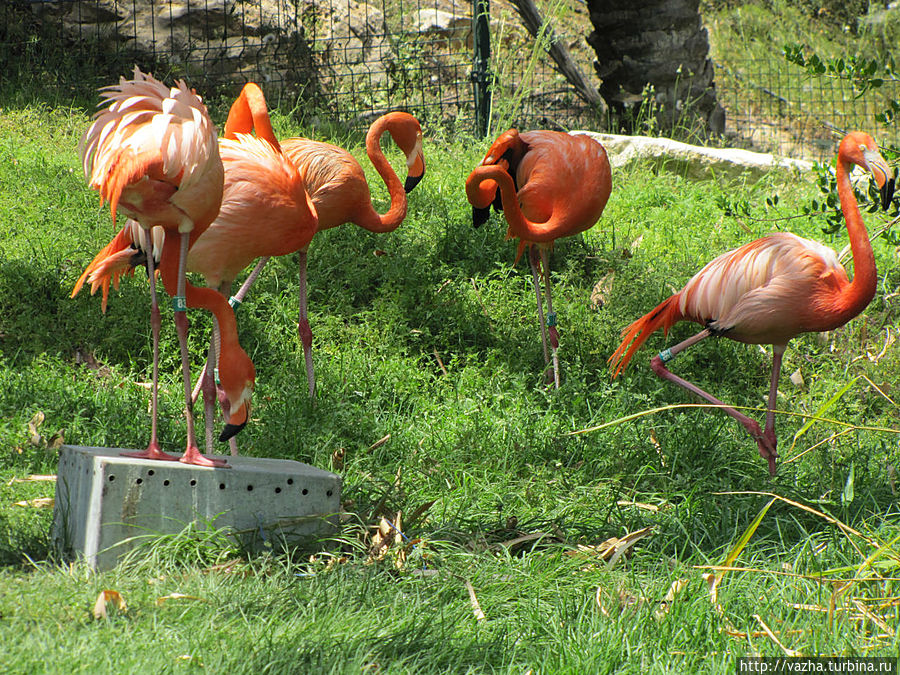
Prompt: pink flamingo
<box><xmin>609</xmin><ymin>131</ymin><xmax>894</xmax><ymax>475</ymax></box>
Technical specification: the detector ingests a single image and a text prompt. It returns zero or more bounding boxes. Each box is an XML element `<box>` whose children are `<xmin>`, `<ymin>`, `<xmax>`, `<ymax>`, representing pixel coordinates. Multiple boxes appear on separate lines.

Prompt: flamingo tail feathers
<box><xmin>71</xmin><ymin>224</ymin><xmax>142</xmax><ymax>313</ymax></box>
<box><xmin>608</xmin><ymin>294</ymin><xmax>684</xmax><ymax>377</ymax></box>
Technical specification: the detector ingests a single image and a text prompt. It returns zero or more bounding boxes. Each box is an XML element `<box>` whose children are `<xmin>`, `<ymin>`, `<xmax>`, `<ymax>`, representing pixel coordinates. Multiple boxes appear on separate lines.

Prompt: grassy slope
<box><xmin>1</xmin><ymin>91</ymin><xmax>899</xmax><ymax>672</ymax></box>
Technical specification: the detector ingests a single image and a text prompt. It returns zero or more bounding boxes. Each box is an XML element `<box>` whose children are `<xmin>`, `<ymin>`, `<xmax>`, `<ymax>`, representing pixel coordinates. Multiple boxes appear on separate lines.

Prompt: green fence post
<box><xmin>472</xmin><ymin>0</ymin><xmax>491</xmax><ymax>137</ymax></box>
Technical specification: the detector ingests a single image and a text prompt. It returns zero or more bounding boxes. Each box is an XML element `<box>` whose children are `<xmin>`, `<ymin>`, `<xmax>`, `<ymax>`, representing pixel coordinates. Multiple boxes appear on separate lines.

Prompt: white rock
<box><xmin>571</xmin><ymin>131</ymin><xmax>814</xmax><ymax>180</ymax></box>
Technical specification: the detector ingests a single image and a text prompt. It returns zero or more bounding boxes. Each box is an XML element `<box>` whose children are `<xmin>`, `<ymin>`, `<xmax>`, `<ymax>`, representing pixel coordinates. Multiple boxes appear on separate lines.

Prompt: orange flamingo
<box><xmin>608</xmin><ymin>131</ymin><xmax>894</xmax><ymax>475</ymax></box>
<box><xmin>75</xmin><ymin>82</ymin><xmax>318</xmax><ymax>456</ymax></box>
<box><xmin>213</xmin><ymin>109</ymin><xmax>426</xmax><ymax>398</ymax></box>
<box><xmin>73</xmin><ymin>67</ymin><xmax>253</xmax><ymax>468</ymax></box>
<box><xmin>465</xmin><ymin>129</ymin><xmax>612</xmax><ymax>387</ymax></box>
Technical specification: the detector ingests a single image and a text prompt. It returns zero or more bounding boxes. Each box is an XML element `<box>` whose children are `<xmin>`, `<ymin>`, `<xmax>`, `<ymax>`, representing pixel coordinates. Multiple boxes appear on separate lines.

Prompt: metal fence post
<box><xmin>472</xmin><ymin>0</ymin><xmax>492</xmax><ymax>137</ymax></box>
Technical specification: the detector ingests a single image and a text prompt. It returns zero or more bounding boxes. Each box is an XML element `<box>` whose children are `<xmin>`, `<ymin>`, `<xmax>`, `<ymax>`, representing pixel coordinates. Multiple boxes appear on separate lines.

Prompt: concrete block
<box><xmin>51</xmin><ymin>445</ymin><xmax>342</xmax><ymax>570</ymax></box>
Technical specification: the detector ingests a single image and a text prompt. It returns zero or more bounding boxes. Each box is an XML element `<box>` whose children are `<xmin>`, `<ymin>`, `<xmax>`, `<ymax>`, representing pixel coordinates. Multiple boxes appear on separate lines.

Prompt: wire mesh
<box><xmin>715</xmin><ymin>57</ymin><xmax>900</xmax><ymax>162</ymax></box>
<box><xmin>1</xmin><ymin>0</ymin><xmax>896</xmax><ymax>156</ymax></box>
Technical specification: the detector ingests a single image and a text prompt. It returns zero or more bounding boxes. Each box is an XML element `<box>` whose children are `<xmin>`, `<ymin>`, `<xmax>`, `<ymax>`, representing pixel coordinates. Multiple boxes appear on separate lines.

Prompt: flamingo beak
<box><xmin>863</xmin><ymin>148</ymin><xmax>894</xmax><ymax>210</ymax></box>
<box><xmin>405</xmin><ymin>151</ymin><xmax>425</xmax><ymax>193</ymax></box>
<box><xmin>473</xmin><ymin>205</ymin><xmax>491</xmax><ymax>228</ymax></box>
<box><xmin>404</xmin><ymin>170</ymin><xmax>424</xmax><ymax>193</ymax></box>
<box><xmin>882</xmin><ymin>173</ymin><xmax>895</xmax><ymax>211</ymax></box>
<box><xmin>219</xmin><ymin>400</ymin><xmax>250</xmax><ymax>442</ymax></box>
<box><xmin>219</xmin><ymin>421</ymin><xmax>246</xmax><ymax>442</ymax></box>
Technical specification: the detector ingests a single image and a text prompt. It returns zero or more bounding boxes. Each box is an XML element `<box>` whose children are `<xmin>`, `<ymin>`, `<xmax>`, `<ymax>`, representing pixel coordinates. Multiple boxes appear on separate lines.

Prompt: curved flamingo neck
<box><xmin>158</xmin><ymin>238</ymin><xmax>240</xmax><ymax>351</ymax></box>
<box><xmin>834</xmin><ymin>153</ymin><xmax>877</xmax><ymax>317</ymax></box>
<box><xmin>466</xmin><ymin>165</ymin><xmax>560</xmax><ymax>246</ymax></box>
<box><xmin>355</xmin><ymin>118</ymin><xmax>407</xmax><ymax>232</ymax></box>
<box><xmin>224</xmin><ymin>83</ymin><xmax>281</xmax><ymax>152</ymax></box>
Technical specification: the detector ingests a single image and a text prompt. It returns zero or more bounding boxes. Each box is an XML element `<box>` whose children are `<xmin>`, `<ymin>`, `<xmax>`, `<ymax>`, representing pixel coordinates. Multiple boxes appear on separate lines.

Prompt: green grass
<box><xmin>2</xmin><ymin>89</ymin><xmax>900</xmax><ymax>672</ymax></box>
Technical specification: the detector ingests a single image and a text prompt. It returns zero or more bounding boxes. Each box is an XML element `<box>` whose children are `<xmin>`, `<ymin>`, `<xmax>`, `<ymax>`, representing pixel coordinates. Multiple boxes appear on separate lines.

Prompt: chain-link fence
<box><xmin>714</xmin><ymin>57</ymin><xmax>900</xmax><ymax>163</ymax></box>
<box><xmin>0</xmin><ymin>0</ymin><xmax>597</xmax><ymax>134</ymax></box>
<box><xmin>2</xmin><ymin>0</ymin><xmax>897</xmax><ymax>160</ymax></box>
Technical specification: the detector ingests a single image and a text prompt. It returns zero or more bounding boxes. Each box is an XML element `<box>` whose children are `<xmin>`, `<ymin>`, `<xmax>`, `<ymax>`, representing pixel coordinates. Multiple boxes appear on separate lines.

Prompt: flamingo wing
<box><xmin>81</xmin><ymin>67</ymin><xmax>222</xmax><ymax>232</ymax></box>
<box><xmin>514</xmin><ymin>131</ymin><xmax>611</xmax><ymax>235</ymax></box>
<box><xmin>679</xmin><ymin>233</ymin><xmax>847</xmax><ymax>343</ymax></box>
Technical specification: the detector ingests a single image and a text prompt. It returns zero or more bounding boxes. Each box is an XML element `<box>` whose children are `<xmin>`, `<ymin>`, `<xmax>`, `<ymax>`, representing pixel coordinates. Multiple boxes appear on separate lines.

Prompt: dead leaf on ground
<box><xmin>92</xmin><ymin>589</ymin><xmax>127</xmax><ymax>619</ymax></box>
<box><xmin>27</xmin><ymin>412</ymin><xmax>44</xmax><ymax>446</ymax></box>
<box><xmin>14</xmin><ymin>497</ymin><xmax>54</xmax><ymax>508</ymax></box>
<box><xmin>589</xmin><ymin>272</ymin><xmax>615</xmax><ymax>310</ymax></box>
<box><xmin>567</xmin><ymin>527</ymin><xmax>653</xmax><ymax>568</ymax></box>
<box><xmin>789</xmin><ymin>368</ymin><xmax>804</xmax><ymax>388</ymax></box>
<box><xmin>595</xmin><ymin>584</ymin><xmax>646</xmax><ymax>617</ymax></box>
<box><xmin>616</xmin><ymin>500</ymin><xmax>663</xmax><ymax>512</ymax></box>
<box><xmin>654</xmin><ymin>577</ymin><xmax>689</xmax><ymax>620</ymax></box>
<box><xmin>331</xmin><ymin>447</ymin><xmax>346</xmax><ymax>471</ymax></box>
<box><xmin>367</xmin><ymin>434</ymin><xmax>391</xmax><ymax>451</ymax></box>
<box><xmin>465</xmin><ymin>578</ymin><xmax>487</xmax><ymax>622</ymax></box>
<box><xmin>367</xmin><ymin>511</ymin><xmax>419</xmax><ymax>569</ymax></box>
<box><xmin>8</xmin><ymin>474</ymin><xmax>56</xmax><ymax>485</ymax></box>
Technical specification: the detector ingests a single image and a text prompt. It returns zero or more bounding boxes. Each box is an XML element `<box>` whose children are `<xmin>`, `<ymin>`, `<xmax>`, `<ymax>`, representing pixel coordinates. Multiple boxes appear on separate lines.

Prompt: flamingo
<box><xmin>73</xmin><ymin>67</ymin><xmax>255</xmax><ymax>468</ymax></box>
<box><xmin>608</xmin><ymin>131</ymin><xmax>895</xmax><ymax>475</ymax></box>
<box><xmin>74</xmin><ymin>82</ymin><xmax>318</xmax><ymax>457</ymax></box>
<box><xmin>214</xmin><ymin>108</ymin><xmax>427</xmax><ymax>398</ymax></box>
<box><xmin>465</xmin><ymin>129</ymin><xmax>612</xmax><ymax>387</ymax></box>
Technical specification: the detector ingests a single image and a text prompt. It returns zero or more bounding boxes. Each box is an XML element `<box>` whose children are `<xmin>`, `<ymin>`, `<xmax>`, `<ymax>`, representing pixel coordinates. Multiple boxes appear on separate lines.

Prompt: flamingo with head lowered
<box><xmin>465</xmin><ymin>129</ymin><xmax>612</xmax><ymax>387</ymax></box>
<box><xmin>73</xmin><ymin>67</ymin><xmax>253</xmax><ymax>467</ymax></box>
<box><xmin>608</xmin><ymin>131</ymin><xmax>894</xmax><ymax>475</ymax></box>
<box><xmin>74</xmin><ymin>82</ymin><xmax>319</xmax><ymax>456</ymax></box>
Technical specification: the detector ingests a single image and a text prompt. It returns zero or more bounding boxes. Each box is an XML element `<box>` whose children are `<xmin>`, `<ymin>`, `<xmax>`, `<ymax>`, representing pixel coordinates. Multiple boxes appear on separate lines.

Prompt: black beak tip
<box><xmin>472</xmin><ymin>206</ymin><xmax>490</xmax><ymax>228</ymax></box>
<box><xmin>881</xmin><ymin>177</ymin><xmax>895</xmax><ymax>211</ymax></box>
<box><xmin>219</xmin><ymin>421</ymin><xmax>246</xmax><ymax>442</ymax></box>
<box><xmin>404</xmin><ymin>172</ymin><xmax>424</xmax><ymax>193</ymax></box>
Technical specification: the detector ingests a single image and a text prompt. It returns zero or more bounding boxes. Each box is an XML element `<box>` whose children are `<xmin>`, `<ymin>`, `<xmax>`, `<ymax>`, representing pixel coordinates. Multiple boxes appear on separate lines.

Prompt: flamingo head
<box><xmin>466</xmin><ymin>159</ymin><xmax>511</xmax><ymax>227</ymax></box>
<box><xmin>217</xmin><ymin>347</ymin><xmax>256</xmax><ymax>442</ymax></box>
<box><xmin>380</xmin><ymin>112</ymin><xmax>425</xmax><ymax>193</ymax></box>
<box><xmin>841</xmin><ymin>131</ymin><xmax>895</xmax><ymax>210</ymax></box>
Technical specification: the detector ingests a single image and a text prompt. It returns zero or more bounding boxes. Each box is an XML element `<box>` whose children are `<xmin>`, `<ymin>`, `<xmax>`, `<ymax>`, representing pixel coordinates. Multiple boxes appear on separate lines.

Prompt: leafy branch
<box><xmin>782</xmin><ymin>44</ymin><xmax>897</xmax><ymax>98</ymax></box>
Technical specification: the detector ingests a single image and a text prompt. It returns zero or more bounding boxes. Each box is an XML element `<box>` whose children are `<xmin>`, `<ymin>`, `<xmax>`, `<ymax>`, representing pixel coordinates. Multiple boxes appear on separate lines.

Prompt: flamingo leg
<box><xmin>539</xmin><ymin>247</ymin><xmax>560</xmax><ymax>389</ymax></box>
<box><xmin>297</xmin><ymin>249</ymin><xmax>315</xmax><ymax>399</ymax></box>
<box><xmin>649</xmin><ymin>328</ymin><xmax>779</xmax><ymax>475</ymax></box>
<box><xmin>173</xmin><ymin>232</ymin><xmax>228</xmax><ymax>468</ymax></box>
<box><xmin>199</xmin><ymin>328</ymin><xmax>219</xmax><ymax>454</ymax></box>
<box><xmin>762</xmin><ymin>345</ymin><xmax>786</xmax><ymax>475</ymax></box>
<box><xmin>122</xmin><ymin>228</ymin><xmax>179</xmax><ymax>462</ymax></box>
<box><xmin>528</xmin><ymin>246</ymin><xmax>552</xmax><ymax>382</ymax></box>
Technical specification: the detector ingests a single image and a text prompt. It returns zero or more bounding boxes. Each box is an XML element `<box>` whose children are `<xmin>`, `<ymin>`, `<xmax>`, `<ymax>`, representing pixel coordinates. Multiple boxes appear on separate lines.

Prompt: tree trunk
<box><xmin>586</xmin><ymin>0</ymin><xmax>725</xmax><ymax>137</ymax></box>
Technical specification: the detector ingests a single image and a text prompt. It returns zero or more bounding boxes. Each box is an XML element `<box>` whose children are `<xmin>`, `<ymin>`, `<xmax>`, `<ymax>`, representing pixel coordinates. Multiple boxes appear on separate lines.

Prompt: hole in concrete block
<box><xmin>287</xmin><ymin>478</ymin><xmax>294</xmax><ymax>485</ymax></box>
<box><xmin>219</xmin><ymin>483</ymin><xmax>226</xmax><ymax>490</ymax></box>
<box><xmin>148</xmin><ymin>470</ymin><xmax>155</xmax><ymax>476</ymax></box>
<box><xmin>301</xmin><ymin>488</ymin><xmax>308</xmax><ymax>496</ymax></box>
<box><xmin>135</xmin><ymin>478</ymin><xmax>143</xmax><ymax>485</ymax></box>
<box><xmin>190</xmin><ymin>479</ymin><xmax>197</xmax><ymax>487</ymax></box>
<box><xmin>247</xmin><ymin>485</ymin><xmax>254</xmax><ymax>492</ymax></box>
<box><xmin>163</xmin><ymin>480</ymin><xmax>170</xmax><ymax>486</ymax></box>
<box><xmin>108</xmin><ymin>475</ymin><xmax>115</xmax><ymax>482</ymax></box>
<box><xmin>327</xmin><ymin>490</ymin><xmax>333</xmax><ymax>497</ymax></box>
<box><xmin>275</xmin><ymin>487</ymin><xmax>282</xmax><ymax>494</ymax></box>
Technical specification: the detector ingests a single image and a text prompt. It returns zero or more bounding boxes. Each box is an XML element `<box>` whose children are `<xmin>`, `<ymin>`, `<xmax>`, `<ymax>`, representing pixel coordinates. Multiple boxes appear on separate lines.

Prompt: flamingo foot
<box><xmin>122</xmin><ymin>442</ymin><xmax>180</xmax><ymax>462</ymax></box>
<box><xmin>179</xmin><ymin>445</ymin><xmax>230</xmax><ymax>468</ymax></box>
